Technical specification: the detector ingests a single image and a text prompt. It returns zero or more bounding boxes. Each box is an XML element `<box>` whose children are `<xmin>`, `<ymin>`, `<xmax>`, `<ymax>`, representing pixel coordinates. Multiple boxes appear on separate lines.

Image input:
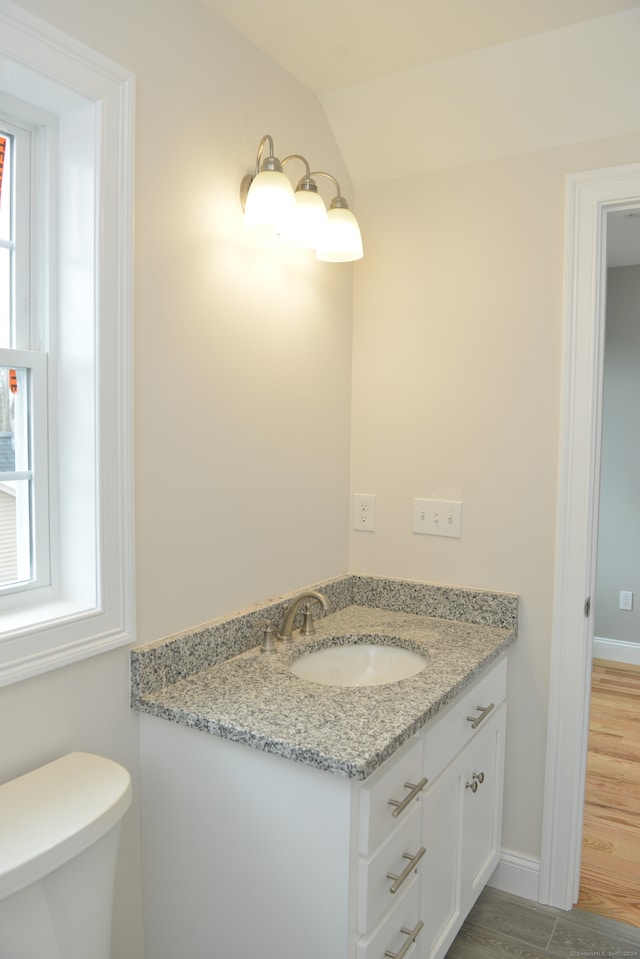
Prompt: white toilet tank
<box><xmin>0</xmin><ymin>751</ymin><xmax>132</xmax><ymax>959</ymax></box>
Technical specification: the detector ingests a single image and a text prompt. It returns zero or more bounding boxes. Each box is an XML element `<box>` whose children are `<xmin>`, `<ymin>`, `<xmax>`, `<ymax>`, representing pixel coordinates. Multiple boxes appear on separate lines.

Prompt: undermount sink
<box><xmin>289</xmin><ymin>641</ymin><xmax>428</xmax><ymax>688</ymax></box>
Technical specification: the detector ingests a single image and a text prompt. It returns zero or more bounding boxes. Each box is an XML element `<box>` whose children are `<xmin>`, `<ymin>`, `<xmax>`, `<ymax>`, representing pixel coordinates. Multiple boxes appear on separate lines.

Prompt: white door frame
<box><xmin>539</xmin><ymin>163</ymin><xmax>640</xmax><ymax>909</ymax></box>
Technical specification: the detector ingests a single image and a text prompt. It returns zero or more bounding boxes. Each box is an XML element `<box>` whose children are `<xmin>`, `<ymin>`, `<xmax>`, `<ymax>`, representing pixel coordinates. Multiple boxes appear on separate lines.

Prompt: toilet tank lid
<box><xmin>0</xmin><ymin>752</ymin><xmax>132</xmax><ymax>900</ymax></box>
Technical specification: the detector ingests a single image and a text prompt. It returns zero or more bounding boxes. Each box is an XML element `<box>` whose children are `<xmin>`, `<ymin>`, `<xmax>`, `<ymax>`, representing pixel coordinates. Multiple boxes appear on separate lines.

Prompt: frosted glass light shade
<box><xmin>244</xmin><ymin>170</ymin><xmax>295</xmax><ymax>235</ymax></box>
<box><xmin>290</xmin><ymin>189</ymin><xmax>328</xmax><ymax>249</ymax></box>
<box><xmin>316</xmin><ymin>206</ymin><xmax>363</xmax><ymax>262</ymax></box>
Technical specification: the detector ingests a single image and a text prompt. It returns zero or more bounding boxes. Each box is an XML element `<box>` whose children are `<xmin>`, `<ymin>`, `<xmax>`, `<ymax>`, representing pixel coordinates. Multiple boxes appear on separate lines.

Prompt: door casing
<box><xmin>539</xmin><ymin>163</ymin><xmax>640</xmax><ymax>908</ymax></box>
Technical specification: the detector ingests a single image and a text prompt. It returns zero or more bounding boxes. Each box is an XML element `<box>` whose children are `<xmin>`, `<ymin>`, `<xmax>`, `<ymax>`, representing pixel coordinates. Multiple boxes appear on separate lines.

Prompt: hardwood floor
<box><xmin>577</xmin><ymin>659</ymin><xmax>640</xmax><ymax>927</ymax></box>
<box><xmin>446</xmin><ymin>886</ymin><xmax>640</xmax><ymax>958</ymax></box>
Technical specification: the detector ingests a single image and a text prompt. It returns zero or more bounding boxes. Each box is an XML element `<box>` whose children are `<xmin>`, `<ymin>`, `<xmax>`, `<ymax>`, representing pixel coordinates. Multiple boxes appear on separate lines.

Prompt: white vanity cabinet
<box><xmin>139</xmin><ymin>656</ymin><xmax>507</xmax><ymax>959</ymax></box>
<box><xmin>421</xmin><ymin>657</ymin><xmax>507</xmax><ymax>959</ymax></box>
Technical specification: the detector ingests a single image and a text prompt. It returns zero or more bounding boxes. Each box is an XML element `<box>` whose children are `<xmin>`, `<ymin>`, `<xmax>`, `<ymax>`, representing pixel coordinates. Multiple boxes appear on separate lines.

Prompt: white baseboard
<box><xmin>489</xmin><ymin>849</ymin><xmax>541</xmax><ymax>903</ymax></box>
<box><xmin>593</xmin><ymin>636</ymin><xmax>640</xmax><ymax>666</ymax></box>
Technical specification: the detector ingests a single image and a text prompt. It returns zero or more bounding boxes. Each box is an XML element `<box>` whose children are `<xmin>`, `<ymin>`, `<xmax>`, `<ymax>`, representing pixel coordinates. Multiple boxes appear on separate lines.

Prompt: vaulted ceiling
<box><xmin>201</xmin><ymin>0</ymin><xmax>640</xmax><ymax>195</ymax></box>
<box><xmin>201</xmin><ymin>0</ymin><xmax>640</xmax><ymax>186</ymax></box>
<box><xmin>199</xmin><ymin>0</ymin><xmax>640</xmax><ymax>94</ymax></box>
<box><xmin>201</xmin><ymin>0</ymin><xmax>640</xmax><ymax>263</ymax></box>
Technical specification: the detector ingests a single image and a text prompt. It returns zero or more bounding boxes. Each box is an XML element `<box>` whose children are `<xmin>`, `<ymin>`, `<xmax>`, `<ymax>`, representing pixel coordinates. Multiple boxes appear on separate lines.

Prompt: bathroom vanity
<box><xmin>133</xmin><ymin>576</ymin><xmax>516</xmax><ymax>959</ymax></box>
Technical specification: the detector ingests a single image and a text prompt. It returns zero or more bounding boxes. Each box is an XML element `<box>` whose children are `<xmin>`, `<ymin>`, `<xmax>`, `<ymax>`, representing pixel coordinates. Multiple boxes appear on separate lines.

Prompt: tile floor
<box><xmin>445</xmin><ymin>886</ymin><xmax>640</xmax><ymax>958</ymax></box>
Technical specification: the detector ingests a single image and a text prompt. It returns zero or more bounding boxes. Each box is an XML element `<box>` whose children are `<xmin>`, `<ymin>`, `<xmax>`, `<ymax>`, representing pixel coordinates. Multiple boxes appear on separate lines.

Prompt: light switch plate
<box><xmin>413</xmin><ymin>498</ymin><xmax>462</xmax><ymax>538</ymax></box>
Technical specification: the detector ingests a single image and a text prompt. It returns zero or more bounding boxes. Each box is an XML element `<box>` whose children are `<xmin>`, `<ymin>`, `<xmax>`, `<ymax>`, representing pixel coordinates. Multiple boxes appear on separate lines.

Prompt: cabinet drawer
<box><xmin>358</xmin><ymin>801</ymin><xmax>422</xmax><ymax>935</ymax></box>
<box><xmin>422</xmin><ymin>658</ymin><xmax>507</xmax><ymax>784</ymax></box>
<box><xmin>356</xmin><ymin>877</ymin><xmax>423</xmax><ymax>959</ymax></box>
<box><xmin>359</xmin><ymin>737</ymin><xmax>424</xmax><ymax>856</ymax></box>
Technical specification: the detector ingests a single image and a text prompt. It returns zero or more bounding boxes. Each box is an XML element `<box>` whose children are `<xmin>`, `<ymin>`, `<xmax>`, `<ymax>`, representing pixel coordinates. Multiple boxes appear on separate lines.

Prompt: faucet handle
<box><xmin>256</xmin><ymin>619</ymin><xmax>277</xmax><ymax>654</ymax></box>
<box><xmin>299</xmin><ymin>604</ymin><xmax>316</xmax><ymax>637</ymax></box>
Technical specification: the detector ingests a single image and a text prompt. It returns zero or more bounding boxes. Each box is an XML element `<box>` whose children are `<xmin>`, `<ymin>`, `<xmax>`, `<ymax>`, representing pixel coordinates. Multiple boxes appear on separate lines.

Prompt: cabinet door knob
<box><xmin>466</xmin><ymin>772</ymin><xmax>485</xmax><ymax>793</ymax></box>
<box><xmin>466</xmin><ymin>702</ymin><xmax>495</xmax><ymax>729</ymax></box>
<box><xmin>384</xmin><ymin>920</ymin><xmax>425</xmax><ymax>959</ymax></box>
<box><xmin>388</xmin><ymin>777</ymin><xmax>428</xmax><ymax>818</ymax></box>
<box><xmin>387</xmin><ymin>846</ymin><xmax>426</xmax><ymax>893</ymax></box>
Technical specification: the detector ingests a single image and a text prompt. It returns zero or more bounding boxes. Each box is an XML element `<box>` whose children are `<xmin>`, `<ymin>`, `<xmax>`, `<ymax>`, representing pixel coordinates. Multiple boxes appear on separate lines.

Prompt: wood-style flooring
<box><xmin>445</xmin><ymin>886</ymin><xmax>640</xmax><ymax>958</ymax></box>
<box><xmin>577</xmin><ymin>659</ymin><xmax>640</xmax><ymax>927</ymax></box>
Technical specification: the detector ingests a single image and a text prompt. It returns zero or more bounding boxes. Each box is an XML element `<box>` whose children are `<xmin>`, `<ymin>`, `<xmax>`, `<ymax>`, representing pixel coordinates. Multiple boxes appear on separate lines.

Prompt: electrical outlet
<box><xmin>413</xmin><ymin>498</ymin><xmax>462</xmax><ymax>538</ymax></box>
<box><xmin>620</xmin><ymin>590</ymin><xmax>634</xmax><ymax>611</ymax></box>
<box><xmin>353</xmin><ymin>493</ymin><xmax>376</xmax><ymax>531</ymax></box>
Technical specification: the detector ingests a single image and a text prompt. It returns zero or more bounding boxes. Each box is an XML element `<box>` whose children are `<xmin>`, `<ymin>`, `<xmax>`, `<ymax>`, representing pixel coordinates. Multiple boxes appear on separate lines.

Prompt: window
<box><xmin>0</xmin><ymin>3</ymin><xmax>135</xmax><ymax>685</ymax></box>
<box><xmin>0</xmin><ymin>121</ymin><xmax>50</xmax><ymax>597</ymax></box>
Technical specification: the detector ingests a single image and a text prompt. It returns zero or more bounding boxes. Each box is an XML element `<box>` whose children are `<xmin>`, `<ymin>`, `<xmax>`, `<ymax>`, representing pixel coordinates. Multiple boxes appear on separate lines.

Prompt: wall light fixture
<box><xmin>240</xmin><ymin>134</ymin><xmax>363</xmax><ymax>262</ymax></box>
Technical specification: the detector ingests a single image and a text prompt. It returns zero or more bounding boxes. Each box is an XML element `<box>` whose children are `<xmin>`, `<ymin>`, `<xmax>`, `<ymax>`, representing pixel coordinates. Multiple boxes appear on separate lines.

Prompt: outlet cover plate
<box><xmin>620</xmin><ymin>590</ymin><xmax>634</xmax><ymax>611</ymax></box>
<box><xmin>353</xmin><ymin>493</ymin><xmax>376</xmax><ymax>531</ymax></box>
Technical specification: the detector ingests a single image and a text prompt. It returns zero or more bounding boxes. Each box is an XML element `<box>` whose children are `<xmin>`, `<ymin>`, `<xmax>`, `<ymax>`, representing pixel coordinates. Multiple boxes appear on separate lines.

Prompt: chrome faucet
<box><xmin>277</xmin><ymin>590</ymin><xmax>328</xmax><ymax>642</ymax></box>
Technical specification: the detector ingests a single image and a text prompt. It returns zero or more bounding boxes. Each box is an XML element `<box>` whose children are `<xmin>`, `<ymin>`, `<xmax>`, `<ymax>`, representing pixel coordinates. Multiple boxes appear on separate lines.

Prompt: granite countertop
<box><xmin>135</xmin><ymin>603</ymin><xmax>515</xmax><ymax>780</ymax></box>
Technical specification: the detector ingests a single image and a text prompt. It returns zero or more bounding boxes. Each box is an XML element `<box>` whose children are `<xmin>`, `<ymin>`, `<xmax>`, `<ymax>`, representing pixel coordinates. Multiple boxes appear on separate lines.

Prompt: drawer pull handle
<box><xmin>384</xmin><ymin>920</ymin><xmax>425</xmax><ymax>959</ymax></box>
<box><xmin>388</xmin><ymin>777</ymin><xmax>428</xmax><ymax>818</ymax></box>
<box><xmin>466</xmin><ymin>702</ymin><xmax>495</xmax><ymax>729</ymax></box>
<box><xmin>387</xmin><ymin>846</ymin><xmax>426</xmax><ymax>894</ymax></box>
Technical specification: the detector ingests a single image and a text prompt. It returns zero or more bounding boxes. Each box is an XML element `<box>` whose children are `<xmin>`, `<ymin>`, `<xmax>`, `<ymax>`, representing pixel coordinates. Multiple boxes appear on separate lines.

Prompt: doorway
<box><xmin>577</xmin><ymin>217</ymin><xmax>640</xmax><ymax>925</ymax></box>
<box><xmin>539</xmin><ymin>163</ymin><xmax>640</xmax><ymax>911</ymax></box>
<box><xmin>593</xmin><ymin>218</ymin><xmax>640</xmax><ymax>667</ymax></box>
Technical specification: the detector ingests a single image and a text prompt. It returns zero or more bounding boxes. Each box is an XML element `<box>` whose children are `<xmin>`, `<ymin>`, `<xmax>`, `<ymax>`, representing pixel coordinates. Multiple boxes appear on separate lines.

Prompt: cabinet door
<box><xmin>420</xmin><ymin>758</ymin><xmax>464</xmax><ymax>959</ymax></box>
<box><xmin>460</xmin><ymin>703</ymin><xmax>506</xmax><ymax>912</ymax></box>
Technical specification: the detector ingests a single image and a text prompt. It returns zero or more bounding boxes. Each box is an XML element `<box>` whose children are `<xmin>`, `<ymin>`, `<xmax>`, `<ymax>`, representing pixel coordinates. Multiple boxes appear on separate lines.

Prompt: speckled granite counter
<box><xmin>132</xmin><ymin>575</ymin><xmax>517</xmax><ymax>780</ymax></box>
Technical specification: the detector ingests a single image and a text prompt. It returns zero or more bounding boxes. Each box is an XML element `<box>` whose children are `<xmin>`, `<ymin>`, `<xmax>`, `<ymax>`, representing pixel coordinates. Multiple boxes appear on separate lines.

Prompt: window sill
<box><xmin>0</xmin><ymin>598</ymin><xmax>133</xmax><ymax>687</ymax></box>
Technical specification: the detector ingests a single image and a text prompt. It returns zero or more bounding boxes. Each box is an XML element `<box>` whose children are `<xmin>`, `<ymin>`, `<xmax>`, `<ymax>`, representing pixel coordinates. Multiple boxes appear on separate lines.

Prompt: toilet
<box><xmin>0</xmin><ymin>751</ymin><xmax>132</xmax><ymax>959</ymax></box>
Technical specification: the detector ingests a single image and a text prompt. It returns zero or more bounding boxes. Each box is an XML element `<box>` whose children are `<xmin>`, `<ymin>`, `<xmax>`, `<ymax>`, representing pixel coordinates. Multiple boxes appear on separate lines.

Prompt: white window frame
<box><xmin>0</xmin><ymin>0</ymin><xmax>135</xmax><ymax>685</ymax></box>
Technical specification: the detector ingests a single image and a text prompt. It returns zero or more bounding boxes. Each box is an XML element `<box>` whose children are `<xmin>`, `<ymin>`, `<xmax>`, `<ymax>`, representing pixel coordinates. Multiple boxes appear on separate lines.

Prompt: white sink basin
<box><xmin>289</xmin><ymin>642</ymin><xmax>427</xmax><ymax>688</ymax></box>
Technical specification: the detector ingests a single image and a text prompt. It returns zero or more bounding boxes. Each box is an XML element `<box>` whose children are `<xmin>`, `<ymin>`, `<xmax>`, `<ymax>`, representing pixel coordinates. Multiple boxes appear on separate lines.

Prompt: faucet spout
<box><xmin>277</xmin><ymin>590</ymin><xmax>328</xmax><ymax>642</ymax></box>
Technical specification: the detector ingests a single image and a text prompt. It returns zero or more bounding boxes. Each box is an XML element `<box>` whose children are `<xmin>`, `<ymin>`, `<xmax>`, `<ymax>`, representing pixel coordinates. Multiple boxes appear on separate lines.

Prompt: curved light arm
<box><xmin>283</xmin><ymin>156</ymin><xmax>325</xmax><ymax>199</ymax></box>
<box><xmin>285</xmin><ymin>160</ymin><xmax>348</xmax><ymax>204</ymax></box>
<box><xmin>253</xmin><ymin>134</ymin><xmax>275</xmax><ymax>175</ymax></box>
<box><xmin>240</xmin><ymin>134</ymin><xmax>288</xmax><ymax>211</ymax></box>
<box><xmin>309</xmin><ymin>171</ymin><xmax>346</xmax><ymax>205</ymax></box>
<box><xmin>282</xmin><ymin>154</ymin><xmax>312</xmax><ymax>180</ymax></box>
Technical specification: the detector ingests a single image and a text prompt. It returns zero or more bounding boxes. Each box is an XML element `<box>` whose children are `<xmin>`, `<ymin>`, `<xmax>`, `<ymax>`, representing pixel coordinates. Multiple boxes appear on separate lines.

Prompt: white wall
<box><xmin>595</xmin><ymin>265</ymin><xmax>640</xmax><ymax>647</ymax></box>
<box><xmin>351</xmin><ymin>131</ymin><xmax>640</xmax><ymax>869</ymax></box>
<box><xmin>2</xmin><ymin>1</ymin><xmax>353</xmax><ymax>955</ymax></box>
